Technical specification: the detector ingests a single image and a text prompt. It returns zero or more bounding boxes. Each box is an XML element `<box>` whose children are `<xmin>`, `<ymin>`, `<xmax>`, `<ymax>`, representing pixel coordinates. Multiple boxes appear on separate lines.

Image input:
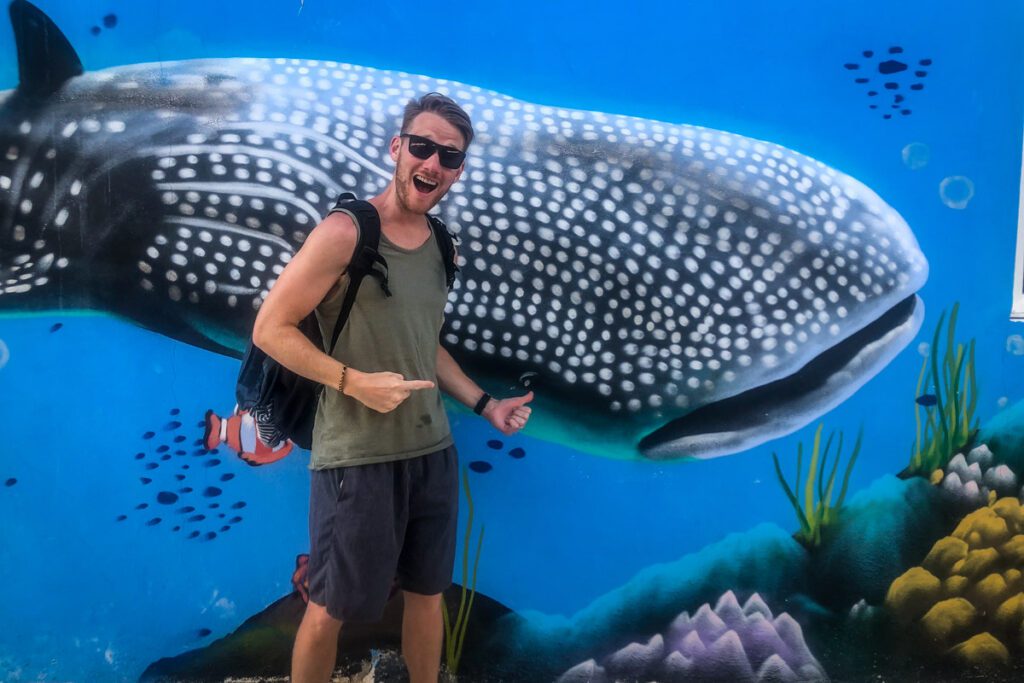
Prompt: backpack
<box><xmin>235</xmin><ymin>193</ymin><xmax>458</xmax><ymax>450</ymax></box>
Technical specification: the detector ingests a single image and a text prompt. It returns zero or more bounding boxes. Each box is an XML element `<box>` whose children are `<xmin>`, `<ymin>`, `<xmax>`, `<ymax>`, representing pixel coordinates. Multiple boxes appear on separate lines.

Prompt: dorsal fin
<box><xmin>9</xmin><ymin>0</ymin><xmax>83</xmax><ymax>97</ymax></box>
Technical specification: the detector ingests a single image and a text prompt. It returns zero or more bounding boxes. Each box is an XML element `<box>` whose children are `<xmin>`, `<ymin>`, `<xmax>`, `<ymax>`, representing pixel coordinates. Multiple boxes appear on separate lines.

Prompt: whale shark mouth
<box><xmin>638</xmin><ymin>295</ymin><xmax>924</xmax><ymax>460</ymax></box>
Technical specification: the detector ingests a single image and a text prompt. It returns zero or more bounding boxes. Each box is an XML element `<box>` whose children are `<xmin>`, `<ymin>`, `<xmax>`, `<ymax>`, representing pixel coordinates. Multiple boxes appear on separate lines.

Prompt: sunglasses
<box><xmin>400</xmin><ymin>134</ymin><xmax>466</xmax><ymax>170</ymax></box>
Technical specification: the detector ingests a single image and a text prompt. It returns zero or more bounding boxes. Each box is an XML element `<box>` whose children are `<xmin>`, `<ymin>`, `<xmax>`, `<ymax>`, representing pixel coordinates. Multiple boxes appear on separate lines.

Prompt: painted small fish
<box><xmin>915</xmin><ymin>394</ymin><xmax>938</xmax><ymax>407</ymax></box>
<box><xmin>204</xmin><ymin>409</ymin><xmax>294</xmax><ymax>466</ymax></box>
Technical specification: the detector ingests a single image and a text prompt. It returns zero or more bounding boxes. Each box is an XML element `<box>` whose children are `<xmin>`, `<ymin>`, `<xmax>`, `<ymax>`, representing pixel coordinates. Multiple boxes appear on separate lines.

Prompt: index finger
<box><xmin>403</xmin><ymin>380</ymin><xmax>436</xmax><ymax>391</ymax></box>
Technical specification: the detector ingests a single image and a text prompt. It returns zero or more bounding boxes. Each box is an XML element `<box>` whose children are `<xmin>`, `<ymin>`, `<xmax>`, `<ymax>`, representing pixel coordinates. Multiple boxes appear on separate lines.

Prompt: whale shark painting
<box><xmin>0</xmin><ymin>0</ymin><xmax>927</xmax><ymax>460</ymax></box>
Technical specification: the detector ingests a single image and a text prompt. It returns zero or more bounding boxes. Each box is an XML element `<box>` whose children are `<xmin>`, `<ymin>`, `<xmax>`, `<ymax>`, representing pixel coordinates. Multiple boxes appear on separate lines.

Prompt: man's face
<box><xmin>390</xmin><ymin>112</ymin><xmax>465</xmax><ymax>215</ymax></box>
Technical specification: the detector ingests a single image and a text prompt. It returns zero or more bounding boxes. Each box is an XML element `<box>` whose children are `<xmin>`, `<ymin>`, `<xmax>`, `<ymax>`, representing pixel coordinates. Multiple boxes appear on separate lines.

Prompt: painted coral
<box><xmin>556</xmin><ymin>591</ymin><xmax>828</xmax><ymax>682</ymax></box>
<box><xmin>884</xmin><ymin>496</ymin><xmax>1024</xmax><ymax>670</ymax></box>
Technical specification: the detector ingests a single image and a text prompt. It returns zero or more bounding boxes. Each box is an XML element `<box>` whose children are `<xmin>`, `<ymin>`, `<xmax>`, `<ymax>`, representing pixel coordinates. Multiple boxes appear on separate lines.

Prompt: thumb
<box><xmin>508</xmin><ymin>391</ymin><xmax>534</xmax><ymax>407</ymax></box>
<box><xmin>404</xmin><ymin>379</ymin><xmax>437</xmax><ymax>391</ymax></box>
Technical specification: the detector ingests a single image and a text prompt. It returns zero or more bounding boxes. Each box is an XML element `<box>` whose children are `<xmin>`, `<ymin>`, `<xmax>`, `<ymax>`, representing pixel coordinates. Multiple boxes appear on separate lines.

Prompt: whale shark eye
<box><xmin>509</xmin><ymin>371</ymin><xmax>543</xmax><ymax>392</ymax></box>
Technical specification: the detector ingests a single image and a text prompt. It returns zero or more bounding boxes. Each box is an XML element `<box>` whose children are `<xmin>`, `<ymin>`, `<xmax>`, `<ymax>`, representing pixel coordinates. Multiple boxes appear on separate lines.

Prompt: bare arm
<box><xmin>253</xmin><ymin>211</ymin><xmax>355</xmax><ymax>387</ymax></box>
<box><xmin>435</xmin><ymin>345</ymin><xmax>485</xmax><ymax>409</ymax></box>
<box><xmin>436</xmin><ymin>345</ymin><xmax>533</xmax><ymax>435</ymax></box>
<box><xmin>253</xmin><ymin>212</ymin><xmax>433</xmax><ymax>412</ymax></box>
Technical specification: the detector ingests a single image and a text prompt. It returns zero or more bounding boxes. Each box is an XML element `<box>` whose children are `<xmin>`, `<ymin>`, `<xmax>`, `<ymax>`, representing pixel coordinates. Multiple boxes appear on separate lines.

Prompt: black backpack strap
<box><xmin>324</xmin><ymin>195</ymin><xmax>388</xmax><ymax>355</ymax></box>
<box><xmin>427</xmin><ymin>214</ymin><xmax>459</xmax><ymax>289</ymax></box>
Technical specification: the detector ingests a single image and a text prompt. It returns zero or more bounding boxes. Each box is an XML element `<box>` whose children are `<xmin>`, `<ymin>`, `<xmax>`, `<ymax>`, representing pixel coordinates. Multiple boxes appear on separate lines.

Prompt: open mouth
<box><xmin>413</xmin><ymin>174</ymin><xmax>438</xmax><ymax>194</ymax></box>
<box><xmin>638</xmin><ymin>295</ymin><xmax>924</xmax><ymax>459</ymax></box>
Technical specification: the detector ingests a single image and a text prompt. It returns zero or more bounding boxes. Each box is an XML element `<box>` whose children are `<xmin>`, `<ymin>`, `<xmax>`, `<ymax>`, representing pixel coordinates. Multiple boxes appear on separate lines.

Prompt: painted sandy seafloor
<box><xmin>2</xmin><ymin>1</ymin><xmax>1024</xmax><ymax>682</ymax></box>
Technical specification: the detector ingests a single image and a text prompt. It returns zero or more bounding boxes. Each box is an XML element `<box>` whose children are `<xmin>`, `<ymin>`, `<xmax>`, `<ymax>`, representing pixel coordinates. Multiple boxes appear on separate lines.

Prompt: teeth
<box><xmin>414</xmin><ymin>174</ymin><xmax>438</xmax><ymax>188</ymax></box>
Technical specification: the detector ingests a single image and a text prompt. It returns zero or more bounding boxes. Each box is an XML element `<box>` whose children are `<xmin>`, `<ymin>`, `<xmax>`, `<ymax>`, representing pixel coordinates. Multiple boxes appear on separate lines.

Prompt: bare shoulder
<box><xmin>309</xmin><ymin>210</ymin><xmax>358</xmax><ymax>244</ymax></box>
<box><xmin>297</xmin><ymin>210</ymin><xmax>359</xmax><ymax>269</ymax></box>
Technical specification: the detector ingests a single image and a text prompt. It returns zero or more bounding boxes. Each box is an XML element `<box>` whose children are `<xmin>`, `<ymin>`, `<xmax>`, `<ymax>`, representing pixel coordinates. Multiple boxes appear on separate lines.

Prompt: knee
<box><xmin>302</xmin><ymin>600</ymin><xmax>343</xmax><ymax>635</ymax></box>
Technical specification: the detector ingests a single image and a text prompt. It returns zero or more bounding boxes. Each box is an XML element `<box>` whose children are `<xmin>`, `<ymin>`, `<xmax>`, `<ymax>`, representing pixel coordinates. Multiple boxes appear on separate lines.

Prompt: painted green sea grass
<box><xmin>905</xmin><ymin>303</ymin><xmax>978</xmax><ymax>478</ymax></box>
<box><xmin>772</xmin><ymin>423</ymin><xmax>862</xmax><ymax>547</ymax></box>
<box><xmin>442</xmin><ymin>467</ymin><xmax>484</xmax><ymax>677</ymax></box>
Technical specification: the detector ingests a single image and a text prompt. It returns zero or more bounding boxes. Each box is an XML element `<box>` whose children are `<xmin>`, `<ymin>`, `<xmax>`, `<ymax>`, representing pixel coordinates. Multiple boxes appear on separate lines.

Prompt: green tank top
<box><xmin>310</xmin><ymin>222</ymin><xmax>454</xmax><ymax>469</ymax></box>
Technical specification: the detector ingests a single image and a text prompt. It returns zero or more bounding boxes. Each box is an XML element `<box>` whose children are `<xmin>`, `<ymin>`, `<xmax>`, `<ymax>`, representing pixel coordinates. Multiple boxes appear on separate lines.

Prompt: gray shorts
<box><xmin>306</xmin><ymin>445</ymin><xmax>459</xmax><ymax>622</ymax></box>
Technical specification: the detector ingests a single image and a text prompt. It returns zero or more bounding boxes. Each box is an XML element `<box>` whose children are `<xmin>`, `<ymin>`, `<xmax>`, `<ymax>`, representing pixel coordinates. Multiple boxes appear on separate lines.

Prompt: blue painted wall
<box><xmin>1</xmin><ymin>1</ymin><xmax>1023</xmax><ymax>680</ymax></box>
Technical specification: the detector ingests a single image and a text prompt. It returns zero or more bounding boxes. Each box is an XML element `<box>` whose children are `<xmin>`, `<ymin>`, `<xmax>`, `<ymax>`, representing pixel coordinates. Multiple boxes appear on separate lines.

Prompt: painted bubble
<box><xmin>901</xmin><ymin>143</ymin><xmax>929</xmax><ymax>170</ymax></box>
<box><xmin>918</xmin><ymin>342</ymin><xmax>930</xmax><ymax>357</ymax></box>
<box><xmin>998</xmin><ymin>396</ymin><xmax>1009</xmax><ymax>408</ymax></box>
<box><xmin>0</xmin><ymin>339</ymin><xmax>9</xmax><ymax>370</ymax></box>
<box><xmin>1007</xmin><ymin>334</ymin><xmax>1024</xmax><ymax>355</ymax></box>
<box><xmin>940</xmin><ymin>176</ymin><xmax>975</xmax><ymax>209</ymax></box>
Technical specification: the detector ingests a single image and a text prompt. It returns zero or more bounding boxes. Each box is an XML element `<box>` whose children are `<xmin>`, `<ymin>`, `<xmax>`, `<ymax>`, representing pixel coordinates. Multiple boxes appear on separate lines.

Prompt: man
<box><xmin>252</xmin><ymin>93</ymin><xmax>533</xmax><ymax>683</ymax></box>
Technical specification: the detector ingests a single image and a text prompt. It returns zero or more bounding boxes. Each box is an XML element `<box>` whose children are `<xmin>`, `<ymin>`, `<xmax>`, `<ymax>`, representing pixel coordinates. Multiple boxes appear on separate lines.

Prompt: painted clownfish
<box><xmin>204</xmin><ymin>408</ymin><xmax>294</xmax><ymax>466</ymax></box>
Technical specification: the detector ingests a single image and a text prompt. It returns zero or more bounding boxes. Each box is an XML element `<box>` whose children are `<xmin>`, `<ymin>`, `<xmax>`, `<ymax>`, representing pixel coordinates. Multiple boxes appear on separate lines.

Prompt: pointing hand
<box><xmin>344</xmin><ymin>369</ymin><xmax>435</xmax><ymax>413</ymax></box>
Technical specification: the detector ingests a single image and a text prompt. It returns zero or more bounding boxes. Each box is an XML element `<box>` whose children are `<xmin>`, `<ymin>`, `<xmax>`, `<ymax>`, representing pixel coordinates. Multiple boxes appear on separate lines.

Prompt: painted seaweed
<box><xmin>442</xmin><ymin>467</ymin><xmax>485</xmax><ymax>676</ymax></box>
<box><xmin>772</xmin><ymin>423</ymin><xmax>862</xmax><ymax>547</ymax></box>
<box><xmin>905</xmin><ymin>303</ymin><xmax>979</xmax><ymax>478</ymax></box>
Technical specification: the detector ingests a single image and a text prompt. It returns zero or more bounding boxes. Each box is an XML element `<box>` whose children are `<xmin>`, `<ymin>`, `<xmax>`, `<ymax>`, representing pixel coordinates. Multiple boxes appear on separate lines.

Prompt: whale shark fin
<box><xmin>9</xmin><ymin>0</ymin><xmax>83</xmax><ymax>97</ymax></box>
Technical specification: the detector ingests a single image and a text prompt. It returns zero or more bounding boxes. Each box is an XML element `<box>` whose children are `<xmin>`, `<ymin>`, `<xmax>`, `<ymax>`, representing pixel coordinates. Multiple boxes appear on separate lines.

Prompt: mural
<box><xmin>1</xmin><ymin>0</ymin><xmax>1023</xmax><ymax>681</ymax></box>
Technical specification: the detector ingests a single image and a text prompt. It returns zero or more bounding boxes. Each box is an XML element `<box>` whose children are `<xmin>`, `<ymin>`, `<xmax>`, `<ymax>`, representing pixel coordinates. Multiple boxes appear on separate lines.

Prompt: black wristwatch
<box><xmin>473</xmin><ymin>392</ymin><xmax>492</xmax><ymax>415</ymax></box>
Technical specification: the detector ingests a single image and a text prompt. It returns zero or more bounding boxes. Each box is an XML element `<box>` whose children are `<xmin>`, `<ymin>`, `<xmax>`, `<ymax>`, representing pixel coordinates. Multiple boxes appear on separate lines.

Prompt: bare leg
<box><xmin>402</xmin><ymin>590</ymin><xmax>445</xmax><ymax>683</ymax></box>
<box><xmin>292</xmin><ymin>600</ymin><xmax>342</xmax><ymax>683</ymax></box>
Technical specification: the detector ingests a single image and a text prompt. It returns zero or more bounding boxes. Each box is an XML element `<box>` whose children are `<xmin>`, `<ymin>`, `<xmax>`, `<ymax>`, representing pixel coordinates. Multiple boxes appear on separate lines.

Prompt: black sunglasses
<box><xmin>400</xmin><ymin>134</ymin><xmax>466</xmax><ymax>169</ymax></box>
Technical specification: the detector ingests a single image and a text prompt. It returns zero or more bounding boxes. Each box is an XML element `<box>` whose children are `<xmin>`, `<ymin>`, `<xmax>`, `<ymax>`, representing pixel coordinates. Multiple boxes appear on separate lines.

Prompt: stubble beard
<box><xmin>394</xmin><ymin>157</ymin><xmax>444</xmax><ymax>215</ymax></box>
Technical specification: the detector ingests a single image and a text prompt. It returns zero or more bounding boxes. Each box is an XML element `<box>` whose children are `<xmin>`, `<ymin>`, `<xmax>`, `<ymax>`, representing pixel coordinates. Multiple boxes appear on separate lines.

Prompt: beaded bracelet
<box><xmin>336</xmin><ymin>364</ymin><xmax>347</xmax><ymax>393</ymax></box>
